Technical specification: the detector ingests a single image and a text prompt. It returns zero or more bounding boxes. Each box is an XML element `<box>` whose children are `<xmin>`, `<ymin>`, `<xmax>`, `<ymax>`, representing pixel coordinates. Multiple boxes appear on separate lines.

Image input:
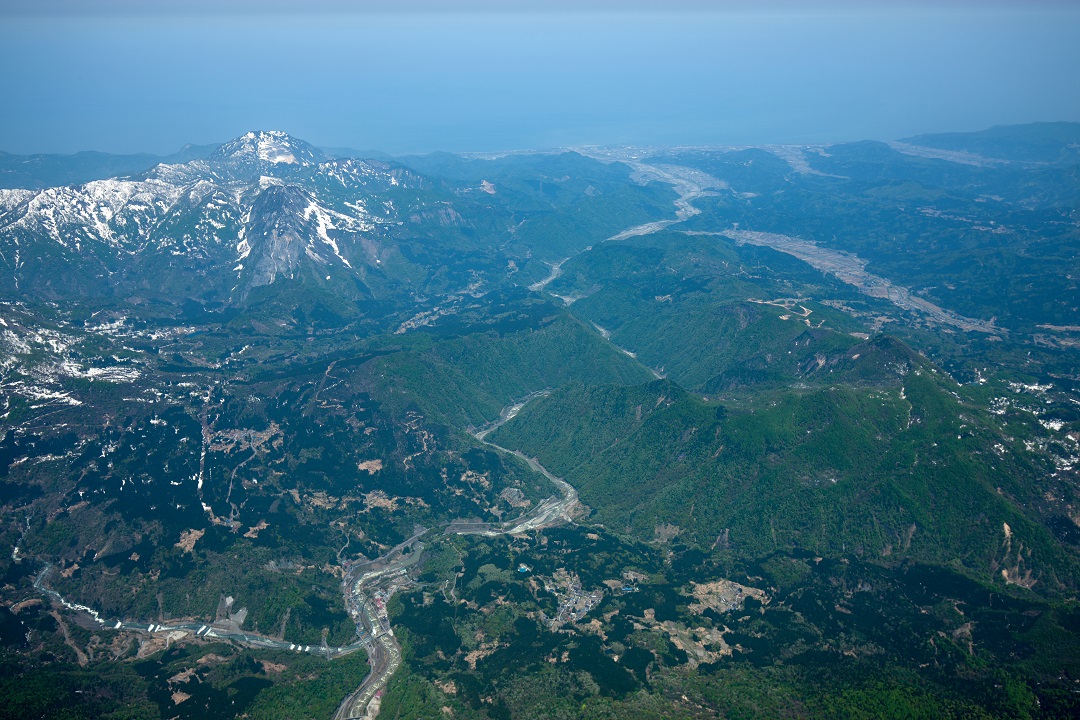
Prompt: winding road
<box><xmin>33</xmin><ymin>565</ymin><xmax>364</xmax><ymax>659</ymax></box>
<box><xmin>331</xmin><ymin>393</ymin><xmax>580</xmax><ymax>719</ymax></box>
<box><xmin>331</xmin><ymin>528</ymin><xmax>427</xmax><ymax>720</ymax></box>
<box><xmin>31</xmin><ymin>395</ymin><xmax>587</xmax><ymax>720</ymax></box>
<box><xmin>31</xmin><ymin>156</ymin><xmax>700</xmax><ymax>719</ymax></box>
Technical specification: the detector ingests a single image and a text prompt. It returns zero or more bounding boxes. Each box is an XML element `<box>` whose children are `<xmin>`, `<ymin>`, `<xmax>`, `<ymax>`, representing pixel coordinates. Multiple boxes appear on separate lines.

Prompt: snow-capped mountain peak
<box><xmin>210</xmin><ymin>130</ymin><xmax>327</xmax><ymax>167</ymax></box>
<box><xmin>0</xmin><ymin>130</ymin><xmax>419</xmax><ymax>303</ymax></box>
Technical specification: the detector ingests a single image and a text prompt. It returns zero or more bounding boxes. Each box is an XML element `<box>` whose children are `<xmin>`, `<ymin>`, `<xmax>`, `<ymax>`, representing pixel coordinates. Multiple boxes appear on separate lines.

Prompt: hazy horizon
<box><xmin>2</xmin><ymin>2</ymin><xmax>1079</xmax><ymax>156</ymax></box>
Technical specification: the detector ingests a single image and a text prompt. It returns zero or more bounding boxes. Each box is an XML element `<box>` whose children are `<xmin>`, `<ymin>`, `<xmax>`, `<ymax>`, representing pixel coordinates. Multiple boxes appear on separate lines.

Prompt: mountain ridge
<box><xmin>2</xmin><ymin>122</ymin><xmax>1080</xmax><ymax>719</ymax></box>
<box><xmin>0</xmin><ymin>131</ymin><xmax>436</xmax><ymax>306</ymax></box>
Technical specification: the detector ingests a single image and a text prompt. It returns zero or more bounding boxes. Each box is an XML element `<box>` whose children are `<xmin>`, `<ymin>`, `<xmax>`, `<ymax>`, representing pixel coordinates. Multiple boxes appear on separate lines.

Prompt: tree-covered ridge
<box><xmin>492</xmin><ymin>366</ymin><xmax>1076</xmax><ymax>591</ymax></box>
<box><xmin>1</xmin><ymin>123</ymin><xmax>1079</xmax><ymax>718</ymax></box>
<box><xmin>375</xmin><ymin>526</ymin><xmax>1080</xmax><ymax>719</ymax></box>
<box><xmin>369</xmin><ymin>311</ymin><xmax>654</xmax><ymax>427</ymax></box>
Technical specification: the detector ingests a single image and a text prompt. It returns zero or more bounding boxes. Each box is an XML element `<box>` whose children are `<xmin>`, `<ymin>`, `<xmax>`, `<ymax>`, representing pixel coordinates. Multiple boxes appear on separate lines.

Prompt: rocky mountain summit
<box><xmin>0</xmin><ymin>131</ymin><xmax>432</xmax><ymax>304</ymax></box>
<box><xmin>210</xmin><ymin>130</ymin><xmax>328</xmax><ymax>167</ymax></box>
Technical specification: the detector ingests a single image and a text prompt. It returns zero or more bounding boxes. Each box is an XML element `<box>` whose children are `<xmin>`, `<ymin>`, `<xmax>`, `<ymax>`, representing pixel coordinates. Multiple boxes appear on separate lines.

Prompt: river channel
<box><xmin>33</xmin><ymin>158</ymin><xmax>707</xmax><ymax>719</ymax></box>
<box><xmin>33</xmin><ymin>391</ymin><xmax>579</xmax><ymax>720</ymax></box>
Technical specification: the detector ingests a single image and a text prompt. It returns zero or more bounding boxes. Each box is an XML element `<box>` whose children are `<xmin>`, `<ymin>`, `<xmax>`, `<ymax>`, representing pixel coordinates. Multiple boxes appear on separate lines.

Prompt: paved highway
<box><xmin>26</xmin><ymin>161</ymin><xmax>702</xmax><ymax>718</ymax></box>
<box><xmin>33</xmin><ymin>396</ymin><xmax>583</xmax><ymax>720</ymax></box>
<box><xmin>33</xmin><ymin>564</ymin><xmax>365</xmax><ymax>659</ymax></box>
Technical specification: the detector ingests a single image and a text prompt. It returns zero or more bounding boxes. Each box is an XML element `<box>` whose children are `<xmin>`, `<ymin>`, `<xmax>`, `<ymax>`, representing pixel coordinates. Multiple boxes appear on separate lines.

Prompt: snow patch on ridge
<box><xmin>303</xmin><ymin>202</ymin><xmax>352</xmax><ymax>268</ymax></box>
<box><xmin>212</xmin><ymin>130</ymin><xmax>323</xmax><ymax>167</ymax></box>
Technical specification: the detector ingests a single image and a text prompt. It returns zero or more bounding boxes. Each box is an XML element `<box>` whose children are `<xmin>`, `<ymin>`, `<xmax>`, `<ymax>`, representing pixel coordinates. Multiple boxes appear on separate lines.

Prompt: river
<box><xmin>33</xmin><ymin>157</ymin><xmax>705</xmax><ymax>719</ymax></box>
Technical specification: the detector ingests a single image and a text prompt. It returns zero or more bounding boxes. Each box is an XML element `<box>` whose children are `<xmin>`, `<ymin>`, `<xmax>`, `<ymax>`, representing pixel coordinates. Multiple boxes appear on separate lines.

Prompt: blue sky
<box><xmin>2</xmin><ymin>2</ymin><xmax>1078</xmax><ymax>154</ymax></box>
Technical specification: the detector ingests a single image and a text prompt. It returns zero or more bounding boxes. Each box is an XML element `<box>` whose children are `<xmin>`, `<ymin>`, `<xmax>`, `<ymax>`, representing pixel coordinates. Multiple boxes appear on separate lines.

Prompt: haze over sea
<box><xmin>2</xmin><ymin>0</ymin><xmax>1079</xmax><ymax>155</ymax></box>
